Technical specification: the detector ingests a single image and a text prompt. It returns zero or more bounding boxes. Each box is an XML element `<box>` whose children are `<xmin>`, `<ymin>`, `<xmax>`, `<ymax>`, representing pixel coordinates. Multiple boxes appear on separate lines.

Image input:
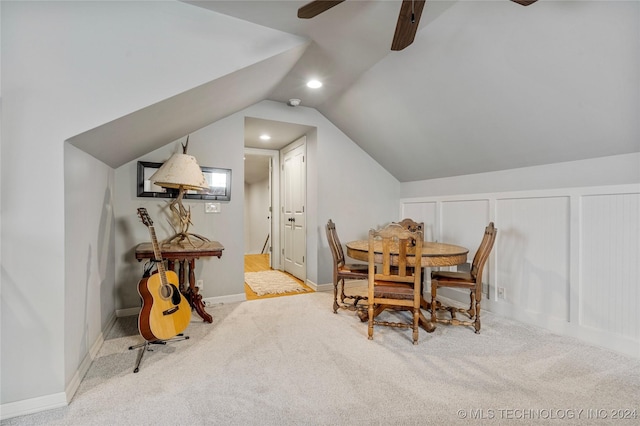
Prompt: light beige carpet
<box><xmin>5</xmin><ymin>292</ymin><xmax>640</xmax><ymax>425</ymax></box>
<box><xmin>244</xmin><ymin>270</ymin><xmax>306</xmax><ymax>296</ymax></box>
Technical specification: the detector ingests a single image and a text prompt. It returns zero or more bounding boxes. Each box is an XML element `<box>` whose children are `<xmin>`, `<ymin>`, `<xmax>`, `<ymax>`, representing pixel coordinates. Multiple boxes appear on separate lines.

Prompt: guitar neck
<box><xmin>148</xmin><ymin>225</ymin><xmax>168</xmax><ymax>284</ymax></box>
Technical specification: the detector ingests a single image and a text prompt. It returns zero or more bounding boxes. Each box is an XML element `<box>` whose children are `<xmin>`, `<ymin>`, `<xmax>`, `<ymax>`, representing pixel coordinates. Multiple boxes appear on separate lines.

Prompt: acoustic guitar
<box><xmin>136</xmin><ymin>208</ymin><xmax>191</xmax><ymax>341</ymax></box>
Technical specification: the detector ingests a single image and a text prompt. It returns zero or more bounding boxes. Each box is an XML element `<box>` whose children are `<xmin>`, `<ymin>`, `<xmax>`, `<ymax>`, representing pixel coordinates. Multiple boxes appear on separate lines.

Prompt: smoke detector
<box><xmin>287</xmin><ymin>99</ymin><xmax>301</xmax><ymax>107</ymax></box>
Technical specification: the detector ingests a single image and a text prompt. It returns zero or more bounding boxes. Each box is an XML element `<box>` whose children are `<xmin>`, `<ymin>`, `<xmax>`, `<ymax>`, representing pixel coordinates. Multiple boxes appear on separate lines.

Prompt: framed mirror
<box><xmin>137</xmin><ymin>161</ymin><xmax>232</xmax><ymax>201</ymax></box>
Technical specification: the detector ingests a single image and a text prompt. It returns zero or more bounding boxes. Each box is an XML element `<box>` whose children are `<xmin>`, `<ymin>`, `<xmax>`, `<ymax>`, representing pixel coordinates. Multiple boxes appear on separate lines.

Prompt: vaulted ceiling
<box><xmin>191</xmin><ymin>0</ymin><xmax>639</xmax><ymax>182</ymax></box>
<box><xmin>70</xmin><ymin>1</ymin><xmax>639</xmax><ymax>182</ymax></box>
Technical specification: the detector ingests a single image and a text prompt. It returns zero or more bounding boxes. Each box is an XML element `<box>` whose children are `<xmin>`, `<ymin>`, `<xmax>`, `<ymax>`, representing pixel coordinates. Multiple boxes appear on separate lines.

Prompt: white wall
<box><xmin>401</xmin><ymin>153</ymin><xmax>640</xmax><ymax>198</ymax></box>
<box><xmin>400</xmin><ymin>154</ymin><xmax>640</xmax><ymax>358</ymax></box>
<box><xmin>245</xmin><ymin>179</ymin><xmax>271</xmax><ymax>254</ymax></box>
<box><xmin>63</xmin><ymin>144</ymin><xmax>116</xmax><ymax>401</ymax></box>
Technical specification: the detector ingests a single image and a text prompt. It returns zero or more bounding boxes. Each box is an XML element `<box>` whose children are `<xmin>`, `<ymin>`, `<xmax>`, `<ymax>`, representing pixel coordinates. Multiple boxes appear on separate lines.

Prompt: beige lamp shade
<box><xmin>150</xmin><ymin>153</ymin><xmax>208</xmax><ymax>191</ymax></box>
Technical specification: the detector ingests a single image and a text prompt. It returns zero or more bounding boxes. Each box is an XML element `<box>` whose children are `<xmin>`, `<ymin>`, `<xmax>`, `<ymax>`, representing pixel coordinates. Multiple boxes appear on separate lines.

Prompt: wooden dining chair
<box><xmin>326</xmin><ymin>219</ymin><xmax>368</xmax><ymax>313</ymax></box>
<box><xmin>394</xmin><ymin>218</ymin><xmax>424</xmax><ymax>233</ymax></box>
<box><xmin>393</xmin><ymin>218</ymin><xmax>425</xmax><ymax>280</ymax></box>
<box><xmin>430</xmin><ymin>222</ymin><xmax>497</xmax><ymax>333</ymax></box>
<box><xmin>367</xmin><ymin>223</ymin><xmax>423</xmax><ymax>344</ymax></box>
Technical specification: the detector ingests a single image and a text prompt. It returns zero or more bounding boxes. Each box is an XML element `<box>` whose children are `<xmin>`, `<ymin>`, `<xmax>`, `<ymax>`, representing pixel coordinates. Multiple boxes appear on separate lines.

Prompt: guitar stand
<box><xmin>128</xmin><ymin>334</ymin><xmax>189</xmax><ymax>373</ymax></box>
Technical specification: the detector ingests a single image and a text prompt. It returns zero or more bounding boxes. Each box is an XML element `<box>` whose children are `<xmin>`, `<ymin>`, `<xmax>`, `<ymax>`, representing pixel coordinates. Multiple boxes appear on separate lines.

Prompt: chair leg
<box><xmin>368</xmin><ymin>304</ymin><xmax>374</xmax><ymax>340</ymax></box>
<box><xmin>332</xmin><ymin>277</ymin><xmax>340</xmax><ymax>313</ymax></box>
<box><xmin>412</xmin><ymin>308</ymin><xmax>419</xmax><ymax>344</ymax></box>
<box><xmin>339</xmin><ymin>277</ymin><xmax>348</xmax><ymax>304</ymax></box>
<box><xmin>474</xmin><ymin>291</ymin><xmax>481</xmax><ymax>334</ymax></box>
<box><xmin>467</xmin><ymin>290</ymin><xmax>476</xmax><ymax>318</ymax></box>
<box><xmin>430</xmin><ymin>283</ymin><xmax>438</xmax><ymax>323</ymax></box>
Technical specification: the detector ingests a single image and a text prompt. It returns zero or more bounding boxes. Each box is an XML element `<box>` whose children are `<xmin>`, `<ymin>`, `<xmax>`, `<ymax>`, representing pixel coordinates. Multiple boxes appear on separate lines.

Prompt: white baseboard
<box><xmin>203</xmin><ymin>292</ymin><xmax>246</xmax><ymax>305</ymax></box>
<box><xmin>0</xmin><ymin>392</ymin><xmax>68</xmax><ymax>421</ymax></box>
<box><xmin>3</xmin><ymin>325</ymin><xmax>108</xmax><ymax>422</ymax></box>
<box><xmin>64</xmin><ymin>337</ymin><xmax>101</xmax><ymax>406</ymax></box>
<box><xmin>484</xmin><ymin>298</ymin><xmax>640</xmax><ymax>359</ymax></box>
<box><xmin>431</xmin><ymin>288</ymin><xmax>639</xmax><ymax>359</ymax></box>
<box><xmin>315</xmin><ymin>283</ymin><xmax>333</xmax><ymax>292</ymax></box>
<box><xmin>116</xmin><ymin>307</ymin><xmax>140</xmax><ymax>317</ymax></box>
<box><xmin>304</xmin><ymin>278</ymin><xmax>320</xmax><ymax>291</ymax></box>
<box><xmin>64</xmin><ymin>311</ymin><xmax>118</xmax><ymax>408</ymax></box>
<box><xmin>117</xmin><ymin>294</ymin><xmax>248</xmax><ymax>318</ymax></box>
<box><xmin>315</xmin><ymin>278</ymin><xmax>368</xmax><ymax>293</ymax></box>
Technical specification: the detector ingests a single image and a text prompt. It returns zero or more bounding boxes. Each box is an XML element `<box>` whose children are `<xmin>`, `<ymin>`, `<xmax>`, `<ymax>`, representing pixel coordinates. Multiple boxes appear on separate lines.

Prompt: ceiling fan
<box><xmin>298</xmin><ymin>0</ymin><xmax>538</xmax><ymax>51</ymax></box>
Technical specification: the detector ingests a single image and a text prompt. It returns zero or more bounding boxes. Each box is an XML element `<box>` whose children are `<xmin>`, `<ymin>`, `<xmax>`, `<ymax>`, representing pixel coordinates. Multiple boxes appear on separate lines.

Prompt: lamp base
<box><xmin>163</xmin><ymin>232</ymin><xmax>210</xmax><ymax>247</ymax></box>
<box><xmin>162</xmin><ymin>186</ymin><xmax>210</xmax><ymax>247</ymax></box>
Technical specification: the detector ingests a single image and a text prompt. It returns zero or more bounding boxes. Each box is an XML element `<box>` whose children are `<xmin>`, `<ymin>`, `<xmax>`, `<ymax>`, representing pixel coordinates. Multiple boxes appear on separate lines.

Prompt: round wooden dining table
<box><xmin>346</xmin><ymin>240</ymin><xmax>469</xmax><ymax>268</ymax></box>
<box><xmin>346</xmin><ymin>239</ymin><xmax>469</xmax><ymax>332</ymax></box>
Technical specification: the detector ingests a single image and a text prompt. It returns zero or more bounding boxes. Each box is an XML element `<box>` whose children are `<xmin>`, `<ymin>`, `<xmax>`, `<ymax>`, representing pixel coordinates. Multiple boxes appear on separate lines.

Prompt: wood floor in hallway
<box><xmin>244</xmin><ymin>253</ymin><xmax>314</xmax><ymax>300</ymax></box>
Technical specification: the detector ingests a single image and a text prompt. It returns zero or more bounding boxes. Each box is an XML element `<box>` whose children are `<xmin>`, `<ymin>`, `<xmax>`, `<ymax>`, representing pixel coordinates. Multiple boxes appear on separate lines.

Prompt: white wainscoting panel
<box><xmin>496</xmin><ymin>196</ymin><xmax>570</xmax><ymax>322</ymax></box>
<box><xmin>401</xmin><ymin>184</ymin><xmax>639</xmax><ymax>358</ymax></box>
<box><xmin>579</xmin><ymin>193</ymin><xmax>639</xmax><ymax>340</ymax></box>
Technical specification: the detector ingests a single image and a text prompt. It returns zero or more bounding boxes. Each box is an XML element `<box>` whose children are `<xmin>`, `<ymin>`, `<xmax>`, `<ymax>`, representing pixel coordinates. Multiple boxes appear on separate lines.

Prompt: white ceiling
<box><xmin>244</xmin><ymin>117</ymin><xmax>314</xmax><ymax>151</ymax></box>
<box><xmin>70</xmin><ymin>1</ymin><xmax>639</xmax><ymax>182</ymax></box>
<box><xmin>187</xmin><ymin>0</ymin><xmax>430</xmax><ymax>110</ymax></box>
<box><xmin>244</xmin><ymin>154</ymin><xmax>272</xmax><ymax>185</ymax></box>
<box><xmin>190</xmin><ymin>0</ymin><xmax>639</xmax><ymax>182</ymax></box>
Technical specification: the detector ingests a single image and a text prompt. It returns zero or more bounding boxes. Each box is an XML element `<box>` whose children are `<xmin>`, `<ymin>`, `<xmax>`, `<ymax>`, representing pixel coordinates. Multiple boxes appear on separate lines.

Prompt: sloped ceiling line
<box><xmin>69</xmin><ymin>43</ymin><xmax>309</xmax><ymax>169</ymax></box>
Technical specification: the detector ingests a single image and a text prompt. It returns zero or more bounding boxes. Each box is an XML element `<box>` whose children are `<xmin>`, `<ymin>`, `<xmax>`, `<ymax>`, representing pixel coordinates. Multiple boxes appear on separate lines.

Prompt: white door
<box><xmin>282</xmin><ymin>138</ymin><xmax>306</xmax><ymax>281</ymax></box>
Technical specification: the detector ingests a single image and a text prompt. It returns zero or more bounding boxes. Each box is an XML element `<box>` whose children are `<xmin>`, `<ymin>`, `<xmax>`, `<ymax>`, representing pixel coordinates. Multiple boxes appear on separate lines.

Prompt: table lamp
<box><xmin>150</xmin><ymin>139</ymin><xmax>210</xmax><ymax>245</ymax></box>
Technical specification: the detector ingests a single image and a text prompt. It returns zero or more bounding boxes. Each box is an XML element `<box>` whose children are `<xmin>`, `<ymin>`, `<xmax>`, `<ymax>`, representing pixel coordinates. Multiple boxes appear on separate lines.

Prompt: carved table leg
<box><xmin>186</xmin><ymin>259</ymin><xmax>212</xmax><ymax>323</ymax></box>
<box><xmin>178</xmin><ymin>260</ymin><xmax>186</xmax><ymax>293</ymax></box>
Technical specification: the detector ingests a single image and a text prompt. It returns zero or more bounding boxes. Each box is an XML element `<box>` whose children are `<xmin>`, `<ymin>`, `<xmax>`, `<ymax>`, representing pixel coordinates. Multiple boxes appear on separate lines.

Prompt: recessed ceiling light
<box><xmin>307</xmin><ymin>79</ymin><xmax>322</xmax><ymax>89</ymax></box>
<box><xmin>259</xmin><ymin>134</ymin><xmax>271</xmax><ymax>141</ymax></box>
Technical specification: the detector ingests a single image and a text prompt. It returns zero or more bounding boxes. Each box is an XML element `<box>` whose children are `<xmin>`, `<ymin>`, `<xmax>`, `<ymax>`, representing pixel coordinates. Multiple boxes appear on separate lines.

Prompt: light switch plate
<box><xmin>205</xmin><ymin>202</ymin><xmax>221</xmax><ymax>213</ymax></box>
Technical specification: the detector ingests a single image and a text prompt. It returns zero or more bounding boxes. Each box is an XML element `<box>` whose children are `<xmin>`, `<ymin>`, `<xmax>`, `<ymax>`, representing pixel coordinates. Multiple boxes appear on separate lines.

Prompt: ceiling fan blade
<box><xmin>511</xmin><ymin>0</ymin><xmax>538</xmax><ymax>5</ymax></box>
<box><xmin>391</xmin><ymin>0</ymin><xmax>426</xmax><ymax>51</ymax></box>
<box><xmin>298</xmin><ymin>0</ymin><xmax>346</xmax><ymax>19</ymax></box>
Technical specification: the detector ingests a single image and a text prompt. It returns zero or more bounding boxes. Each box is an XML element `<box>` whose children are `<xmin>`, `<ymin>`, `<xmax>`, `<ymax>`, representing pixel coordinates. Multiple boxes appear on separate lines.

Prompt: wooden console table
<box><xmin>135</xmin><ymin>240</ymin><xmax>224</xmax><ymax>323</ymax></box>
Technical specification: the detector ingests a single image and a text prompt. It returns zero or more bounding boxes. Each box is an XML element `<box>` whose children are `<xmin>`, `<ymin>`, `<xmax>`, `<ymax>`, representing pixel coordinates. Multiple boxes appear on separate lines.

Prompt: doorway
<box><xmin>243</xmin><ymin>140</ymin><xmax>307</xmax><ymax>281</ymax></box>
<box><xmin>243</xmin><ymin>145</ymin><xmax>312</xmax><ymax>300</ymax></box>
<box><xmin>243</xmin><ymin>148</ymin><xmax>278</xmax><ymax>268</ymax></box>
<box><xmin>243</xmin><ymin>117</ymin><xmax>314</xmax><ymax>268</ymax></box>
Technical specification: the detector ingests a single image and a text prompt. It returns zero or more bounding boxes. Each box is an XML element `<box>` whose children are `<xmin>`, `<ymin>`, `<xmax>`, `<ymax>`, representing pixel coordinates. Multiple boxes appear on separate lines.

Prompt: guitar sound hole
<box><xmin>170</xmin><ymin>284</ymin><xmax>182</xmax><ymax>305</ymax></box>
<box><xmin>161</xmin><ymin>286</ymin><xmax>172</xmax><ymax>299</ymax></box>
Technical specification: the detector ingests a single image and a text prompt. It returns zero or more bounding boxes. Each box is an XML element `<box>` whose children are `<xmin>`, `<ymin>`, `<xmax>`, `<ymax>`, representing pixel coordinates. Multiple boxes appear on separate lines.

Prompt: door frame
<box><xmin>244</xmin><ymin>147</ymin><xmax>281</xmax><ymax>269</ymax></box>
